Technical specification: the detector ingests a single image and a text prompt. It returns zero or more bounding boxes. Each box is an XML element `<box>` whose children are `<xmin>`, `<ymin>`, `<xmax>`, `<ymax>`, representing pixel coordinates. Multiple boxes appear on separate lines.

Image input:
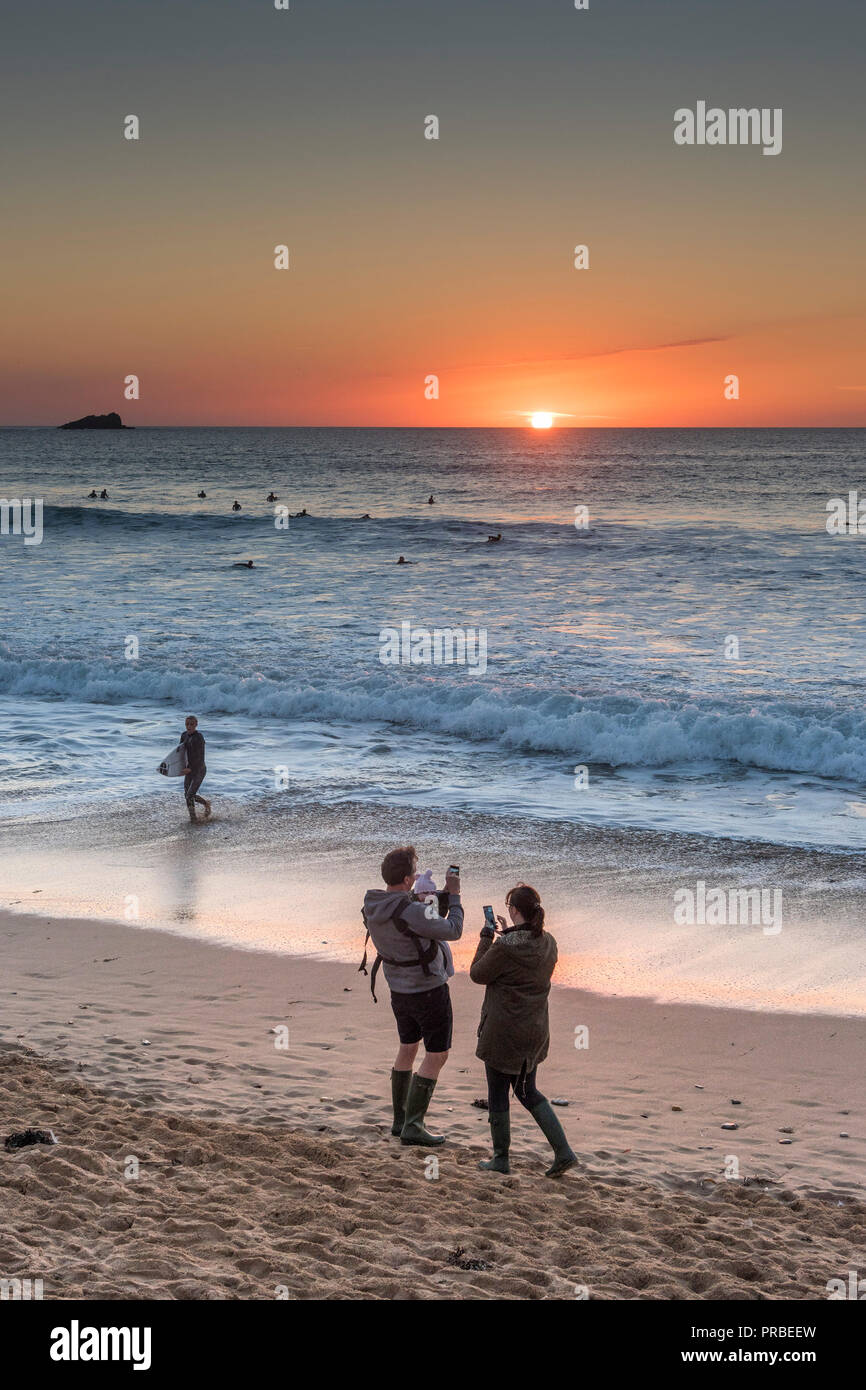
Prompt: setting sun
<box><xmin>530</xmin><ymin>412</ymin><xmax>554</xmax><ymax>429</ymax></box>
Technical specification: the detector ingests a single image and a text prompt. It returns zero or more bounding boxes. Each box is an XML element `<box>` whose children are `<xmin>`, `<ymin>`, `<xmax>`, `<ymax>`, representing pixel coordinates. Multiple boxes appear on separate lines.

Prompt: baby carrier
<box><xmin>358</xmin><ymin>895</ymin><xmax>446</xmax><ymax>1002</ymax></box>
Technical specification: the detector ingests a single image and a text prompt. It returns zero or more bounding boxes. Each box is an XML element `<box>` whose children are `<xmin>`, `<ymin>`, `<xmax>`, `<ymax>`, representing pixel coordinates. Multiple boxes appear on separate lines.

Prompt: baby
<box><xmin>412</xmin><ymin>870</ymin><xmax>454</xmax><ymax>978</ymax></box>
<box><xmin>412</xmin><ymin>869</ymin><xmax>438</xmax><ymax>901</ymax></box>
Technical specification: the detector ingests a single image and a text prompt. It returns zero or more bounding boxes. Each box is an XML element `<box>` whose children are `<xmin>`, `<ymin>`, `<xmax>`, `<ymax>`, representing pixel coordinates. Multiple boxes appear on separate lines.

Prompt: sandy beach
<box><xmin>1</xmin><ymin>908</ymin><xmax>862</xmax><ymax>1300</ymax></box>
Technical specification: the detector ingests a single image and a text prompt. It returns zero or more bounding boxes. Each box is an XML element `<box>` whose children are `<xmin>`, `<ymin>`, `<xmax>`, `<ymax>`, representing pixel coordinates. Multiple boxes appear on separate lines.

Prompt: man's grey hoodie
<box><xmin>362</xmin><ymin>889</ymin><xmax>464</xmax><ymax>994</ymax></box>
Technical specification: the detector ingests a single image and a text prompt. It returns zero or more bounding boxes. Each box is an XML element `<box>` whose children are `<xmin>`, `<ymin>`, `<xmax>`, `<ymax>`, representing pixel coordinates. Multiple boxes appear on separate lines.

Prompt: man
<box><xmin>362</xmin><ymin>847</ymin><xmax>463</xmax><ymax>1146</ymax></box>
<box><xmin>180</xmin><ymin>715</ymin><xmax>210</xmax><ymax>823</ymax></box>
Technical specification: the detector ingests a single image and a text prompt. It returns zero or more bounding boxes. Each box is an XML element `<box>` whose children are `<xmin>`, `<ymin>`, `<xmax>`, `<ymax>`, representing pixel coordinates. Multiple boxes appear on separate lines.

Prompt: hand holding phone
<box><xmin>483</xmin><ymin>905</ymin><xmax>496</xmax><ymax>930</ymax></box>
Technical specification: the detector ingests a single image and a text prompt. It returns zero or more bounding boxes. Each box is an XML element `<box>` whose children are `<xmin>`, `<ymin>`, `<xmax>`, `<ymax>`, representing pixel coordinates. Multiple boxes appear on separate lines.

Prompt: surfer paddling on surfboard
<box><xmin>180</xmin><ymin>715</ymin><xmax>210</xmax><ymax>823</ymax></box>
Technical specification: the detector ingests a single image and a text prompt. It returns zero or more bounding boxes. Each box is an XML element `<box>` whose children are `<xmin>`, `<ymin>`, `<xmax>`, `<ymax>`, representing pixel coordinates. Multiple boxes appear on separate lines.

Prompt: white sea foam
<box><xmin>2</xmin><ymin>652</ymin><xmax>865</xmax><ymax>780</ymax></box>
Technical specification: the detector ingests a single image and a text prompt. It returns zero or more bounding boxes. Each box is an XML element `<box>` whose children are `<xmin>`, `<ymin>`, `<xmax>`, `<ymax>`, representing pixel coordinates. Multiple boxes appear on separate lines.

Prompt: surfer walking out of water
<box><xmin>180</xmin><ymin>715</ymin><xmax>210</xmax><ymax>823</ymax></box>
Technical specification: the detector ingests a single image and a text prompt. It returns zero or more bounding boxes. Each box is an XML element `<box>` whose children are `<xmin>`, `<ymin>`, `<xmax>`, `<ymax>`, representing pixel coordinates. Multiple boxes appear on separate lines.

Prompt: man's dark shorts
<box><xmin>390</xmin><ymin>983</ymin><xmax>453</xmax><ymax>1052</ymax></box>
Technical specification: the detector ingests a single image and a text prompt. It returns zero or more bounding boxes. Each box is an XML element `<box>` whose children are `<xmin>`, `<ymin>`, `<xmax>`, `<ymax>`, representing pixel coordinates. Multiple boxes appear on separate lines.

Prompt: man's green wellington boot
<box><xmin>400</xmin><ymin>1074</ymin><xmax>445</xmax><ymax>1146</ymax></box>
<box><xmin>390</xmin><ymin>1068</ymin><xmax>412</xmax><ymax>1137</ymax></box>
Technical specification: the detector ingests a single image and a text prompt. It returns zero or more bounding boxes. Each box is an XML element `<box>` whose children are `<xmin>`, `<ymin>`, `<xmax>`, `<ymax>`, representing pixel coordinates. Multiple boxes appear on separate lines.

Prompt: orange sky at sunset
<box><xmin>2</xmin><ymin>0</ymin><xmax>864</xmax><ymax>427</ymax></box>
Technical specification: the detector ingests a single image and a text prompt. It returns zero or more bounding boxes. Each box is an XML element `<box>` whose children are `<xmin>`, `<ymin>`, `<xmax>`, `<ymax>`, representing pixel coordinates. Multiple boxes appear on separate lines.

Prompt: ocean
<box><xmin>2</xmin><ymin>426</ymin><xmax>865</xmax><ymax>1010</ymax></box>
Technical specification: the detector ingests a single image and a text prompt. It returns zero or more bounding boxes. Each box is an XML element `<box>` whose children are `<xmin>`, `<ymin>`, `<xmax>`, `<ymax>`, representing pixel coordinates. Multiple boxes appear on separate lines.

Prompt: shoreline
<box><xmin>4</xmin><ymin>792</ymin><xmax>866</xmax><ymax>1016</ymax></box>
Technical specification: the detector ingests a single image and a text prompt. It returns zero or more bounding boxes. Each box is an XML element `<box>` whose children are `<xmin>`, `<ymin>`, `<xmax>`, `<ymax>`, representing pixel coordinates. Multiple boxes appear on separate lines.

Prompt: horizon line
<box><xmin>2</xmin><ymin>423</ymin><xmax>864</xmax><ymax>431</ymax></box>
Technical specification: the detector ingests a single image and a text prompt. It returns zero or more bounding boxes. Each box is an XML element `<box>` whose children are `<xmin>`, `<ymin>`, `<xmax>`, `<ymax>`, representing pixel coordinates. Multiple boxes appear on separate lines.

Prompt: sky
<box><xmin>1</xmin><ymin>0</ymin><xmax>864</xmax><ymax>426</ymax></box>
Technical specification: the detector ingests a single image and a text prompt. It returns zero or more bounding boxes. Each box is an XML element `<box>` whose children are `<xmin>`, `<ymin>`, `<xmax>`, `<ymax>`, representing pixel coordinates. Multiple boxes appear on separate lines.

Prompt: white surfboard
<box><xmin>157</xmin><ymin>744</ymin><xmax>187</xmax><ymax>778</ymax></box>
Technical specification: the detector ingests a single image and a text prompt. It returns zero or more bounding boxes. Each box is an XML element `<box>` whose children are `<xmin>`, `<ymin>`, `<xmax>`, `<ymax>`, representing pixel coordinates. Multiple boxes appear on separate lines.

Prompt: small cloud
<box><xmin>586</xmin><ymin>335</ymin><xmax>728</xmax><ymax>360</ymax></box>
<box><xmin>458</xmin><ymin>336</ymin><xmax>730</xmax><ymax>373</ymax></box>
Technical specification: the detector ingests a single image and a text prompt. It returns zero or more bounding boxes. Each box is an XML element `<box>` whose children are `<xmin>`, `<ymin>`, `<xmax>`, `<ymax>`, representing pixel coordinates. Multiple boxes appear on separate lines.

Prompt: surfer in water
<box><xmin>266</xmin><ymin>492</ymin><xmax>278</xmax><ymax>502</ymax></box>
<box><xmin>180</xmin><ymin>715</ymin><xmax>210</xmax><ymax>823</ymax></box>
<box><xmin>232</xmin><ymin>560</ymin><xmax>255</xmax><ymax>568</ymax></box>
<box><xmin>231</xmin><ymin>500</ymin><xmax>242</xmax><ymax>512</ymax></box>
<box><xmin>197</xmin><ymin>490</ymin><xmax>207</xmax><ymax>499</ymax></box>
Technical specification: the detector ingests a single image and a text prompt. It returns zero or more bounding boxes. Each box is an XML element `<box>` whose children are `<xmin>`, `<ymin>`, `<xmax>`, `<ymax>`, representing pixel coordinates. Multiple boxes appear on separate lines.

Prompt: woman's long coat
<box><xmin>470</xmin><ymin>928</ymin><xmax>557</xmax><ymax>1074</ymax></box>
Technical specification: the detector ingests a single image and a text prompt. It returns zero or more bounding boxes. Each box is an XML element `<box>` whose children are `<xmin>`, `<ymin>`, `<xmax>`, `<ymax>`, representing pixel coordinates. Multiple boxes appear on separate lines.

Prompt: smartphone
<box><xmin>447</xmin><ymin>863</ymin><xmax>460</xmax><ymax>877</ymax></box>
<box><xmin>483</xmin><ymin>905</ymin><xmax>496</xmax><ymax>927</ymax></box>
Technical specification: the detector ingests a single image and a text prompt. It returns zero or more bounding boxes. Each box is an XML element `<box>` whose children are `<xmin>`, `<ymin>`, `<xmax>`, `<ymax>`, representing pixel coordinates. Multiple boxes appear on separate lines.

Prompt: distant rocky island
<box><xmin>58</xmin><ymin>412</ymin><xmax>131</xmax><ymax>430</ymax></box>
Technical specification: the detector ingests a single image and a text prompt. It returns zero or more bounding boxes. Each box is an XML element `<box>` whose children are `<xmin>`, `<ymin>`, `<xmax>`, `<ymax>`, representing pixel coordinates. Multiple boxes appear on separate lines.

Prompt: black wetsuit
<box><xmin>180</xmin><ymin>729</ymin><xmax>207</xmax><ymax>811</ymax></box>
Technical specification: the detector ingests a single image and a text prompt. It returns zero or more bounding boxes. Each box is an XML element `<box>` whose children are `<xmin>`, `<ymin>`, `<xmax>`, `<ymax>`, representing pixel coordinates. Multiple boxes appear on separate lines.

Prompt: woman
<box><xmin>470</xmin><ymin>884</ymin><xmax>577</xmax><ymax>1177</ymax></box>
